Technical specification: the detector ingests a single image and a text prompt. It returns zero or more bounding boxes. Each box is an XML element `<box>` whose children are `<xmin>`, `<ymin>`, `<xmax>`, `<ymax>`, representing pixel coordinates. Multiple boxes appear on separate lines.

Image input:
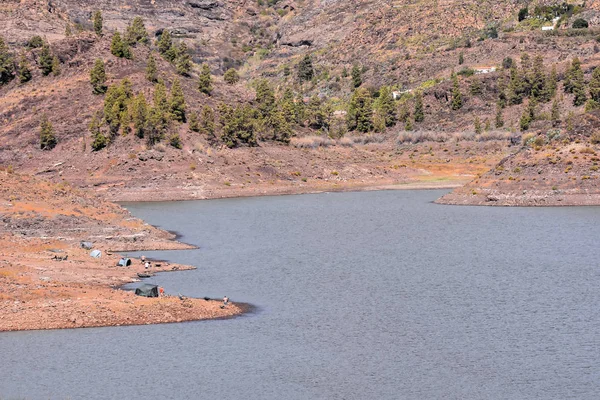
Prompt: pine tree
<box><xmin>571</xmin><ymin>61</ymin><xmax>587</xmax><ymax>107</ymax></box>
<box><xmin>589</xmin><ymin>66</ymin><xmax>600</xmax><ymax>102</ymax></box>
<box><xmin>280</xmin><ymin>88</ymin><xmax>296</xmax><ymax>124</ymax></box>
<box><xmin>197</xmin><ymin>63</ymin><xmax>212</xmax><ymax>95</ymax></box>
<box><xmin>200</xmin><ymin>105</ymin><xmax>215</xmax><ymax>138</ymax></box>
<box><xmin>93</xmin><ymin>10</ymin><xmax>103</xmax><ymax>36</ymax></box>
<box><xmin>265</xmin><ymin>106</ymin><xmax>293</xmax><ymax>142</ymax></box>
<box><xmin>470</xmin><ymin>77</ymin><xmax>483</xmax><ymax>95</ymax></box>
<box><xmin>125</xmin><ymin>16</ymin><xmax>148</xmax><ymax>46</ymax></box>
<box><xmin>38</xmin><ymin>43</ymin><xmax>53</xmax><ymax>76</ymax></box>
<box><xmin>351</xmin><ymin>64</ymin><xmax>362</xmax><ymax>88</ymax></box>
<box><xmin>404</xmin><ymin>117</ymin><xmax>413</xmax><ymax>131</ymax></box>
<box><xmin>255</xmin><ymin>79</ymin><xmax>275</xmax><ymax>119</ymax></box>
<box><xmin>306</xmin><ymin>94</ymin><xmax>328</xmax><ymax>130</ymax></box>
<box><xmin>297</xmin><ymin>54</ymin><xmax>314</xmax><ymax>82</ymax></box>
<box><xmin>131</xmin><ymin>93</ymin><xmax>148</xmax><ymax>138</ymax></box>
<box><xmin>543</xmin><ymin>65</ymin><xmax>557</xmax><ymax>101</ymax></box>
<box><xmin>0</xmin><ymin>36</ymin><xmax>14</xmax><ymax>85</ymax></box>
<box><xmin>90</xmin><ymin>59</ymin><xmax>107</xmax><ymax>94</ymax></box>
<box><xmin>398</xmin><ymin>102</ymin><xmax>410</xmax><ymax>123</ymax></box>
<box><xmin>474</xmin><ymin>116</ymin><xmax>482</xmax><ymax>134</ymax></box>
<box><xmin>145</xmin><ymin>106</ymin><xmax>167</xmax><ymax>145</ymax></box>
<box><xmin>146</xmin><ymin>53</ymin><xmax>158</xmax><ymax>83</ymax></box>
<box><xmin>17</xmin><ymin>53</ymin><xmax>31</xmax><ymax>84</ymax></box>
<box><xmin>520</xmin><ymin>109</ymin><xmax>531</xmax><ymax>131</ymax></box>
<box><xmin>551</xmin><ymin>98</ymin><xmax>560</xmax><ymax>127</ymax></box>
<box><xmin>451</xmin><ymin>74</ymin><xmax>463</xmax><ymax>110</ymax></box>
<box><xmin>347</xmin><ymin>87</ymin><xmax>373</xmax><ymax>132</ymax></box>
<box><xmin>294</xmin><ymin>93</ymin><xmax>306</xmax><ymax>126</ymax></box>
<box><xmin>413</xmin><ymin>90</ymin><xmax>424</xmax><ymax>123</ymax></box>
<box><xmin>153</xmin><ymin>79</ymin><xmax>170</xmax><ymax>116</ymax></box>
<box><xmin>26</xmin><ymin>36</ymin><xmax>44</xmax><ymax>49</ymax></box>
<box><xmin>51</xmin><ymin>56</ymin><xmax>61</xmax><ymax>76</ymax></box>
<box><xmin>111</xmin><ymin>32</ymin><xmax>131</xmax><ymax>59</ymax></box>
<box><xmin>373</xmin><ymin>112</ymin><xmax>386</xmax><ymax>133</ymax></box>
<box><xmin>530</xmin><ymin>55</ymin><xmax>546</xmax><ymax>100</ymax></box>
<box><xmin>342</xmin><ymin>67</ymin><xmax>348</xmax><ymax>78</ymax></box>
<box><xmin>497</xmin><ymin>73</ymin><xmax>508</xmax><ymax>108</ymax></box>
<box><xmin>103</xmin><ymin>83</ymin><xmax>130</xmax><ymax>134</ymax></box>
<box><xmin>374</xmin><ymin>86</ymin><xmax>398</xmax><ymax>127</ymax></box>
<box><xmin>189</xmin><ymin>110</ymin><xmax>200</xmax><ymax>132</ymax></box>
<box><xmin>175</xmin><ymin>42</ymin><xmax>191</xmax><ymax>76</ymax></box>
<box><xmin>221</xmin><ymin>105</ymin><xmax>257</xmax><ymax>147</ymax></box>
<box><xmin>520</xmin><ymin>52</ymin><xmax>532</xmax><ymax>96</ymax></box>
<box><xmin>224</xmin><ymin>68</ymin><xmax>239</xmax><ymax>84</ymax></box>
<box><xmin>169</xmin><ymin>77</ymin><xmax>186</xmax><ymax>122</ymax></box>
<box><xmin>90</xmin><ymin>112</ymin><xmax>108</xmax><ymax>150</ymax></box>
<box><xmin>157</xmin><ymin>29</ymin><xmax>174</xmax><ymax>59</ymax></box>
<box><xmin>527</xmin><ymin>97</ymin><xmax>537</xmax><ymax>121</ymax></box>
<box><xmin>40</xmin><ymin>114</ymin><xmax>57</xmax><ymax>150</ymax></box>
<box><xmin>65</xmin><ymin>23</ymin><xmax>72</xmax><ymax>37</ymax></box>
<box><xmin>458</xmin><ymin>52</ymin><xmax>464</xmax><ymax>65</ymax></box>
<box><xmin>564</xmin><ymin>58</ymin><xmax>583</xmax><ymax>95</ymax></box>
<box><xmin>145</xmin><ymin>80</ymin><xmax>170</xmax><ymax>145</ymax></box>
<box><xmin>508</xmin><ymin>64</ymin><xmax>524</xmax><ymax>105</ymax></box>
<box><xmin>495</xmin><ymin>102</ymin><xmax>504</xmax><ymax>128</ymax></box>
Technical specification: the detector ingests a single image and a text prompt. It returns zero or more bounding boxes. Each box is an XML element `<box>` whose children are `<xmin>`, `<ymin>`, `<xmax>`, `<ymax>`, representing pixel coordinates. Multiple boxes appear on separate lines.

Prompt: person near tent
<box><xmin>145</xmin><ymin>261</ymin><xmax>150</xmax><ymax>269</ymax></box>
<box><xmin>223</xmin><ymin>296</ymin><xmax>229</xmax><ymax>306</ymax></box>
<box><xmin>159</xmin><ymin>287</ymin><xmax>164</xmax><ymax>297</ymax></box>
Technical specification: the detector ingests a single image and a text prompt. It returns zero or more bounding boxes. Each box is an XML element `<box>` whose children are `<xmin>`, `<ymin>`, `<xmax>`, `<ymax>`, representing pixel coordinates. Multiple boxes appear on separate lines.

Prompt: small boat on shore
<box><xmin>137</xmin><ymin>272</ymin><xmax>154</xmax><ymax>278</ymax></box>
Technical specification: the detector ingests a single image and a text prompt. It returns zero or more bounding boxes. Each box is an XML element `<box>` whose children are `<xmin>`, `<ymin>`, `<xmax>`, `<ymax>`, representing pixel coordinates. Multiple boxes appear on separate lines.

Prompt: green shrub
<box><xmin>573</xmin><ymin>18</ymin><xmax>589</xmax><ymax>29</ymax></box>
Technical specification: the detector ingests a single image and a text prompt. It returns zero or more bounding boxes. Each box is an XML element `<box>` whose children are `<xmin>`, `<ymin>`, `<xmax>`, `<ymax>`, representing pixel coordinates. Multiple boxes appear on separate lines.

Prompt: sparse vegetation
<box><xmin>90</xmin><ymin>59</ymin><xmax>107</xmax><ymax>94</ymax></box>
<box><xmin>224</xmin><ymin>68</ymin><xmax>240</xmax><ymax>84</ymax></box>
<box><xmin>40</xmin><ymin>115</ymin><xmax>57</xmax><ymax>150</ymax></box>
<box><xmin>198</xmin><ymin>63</ymin><xmax>213</xmax><ymax>95</ymax></box>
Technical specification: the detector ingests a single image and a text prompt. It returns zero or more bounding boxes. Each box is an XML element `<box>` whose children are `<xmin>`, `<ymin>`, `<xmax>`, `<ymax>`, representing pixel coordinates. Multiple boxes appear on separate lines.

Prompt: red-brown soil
<box><xmin>438</xmin><ymin>113</ymin><xmax>600</xmax><ymax>206</ymax></box>
<box><xmin>0</xmin><ymin>172</ymin><xmax>243</xmax><ymax>332</ymax></box>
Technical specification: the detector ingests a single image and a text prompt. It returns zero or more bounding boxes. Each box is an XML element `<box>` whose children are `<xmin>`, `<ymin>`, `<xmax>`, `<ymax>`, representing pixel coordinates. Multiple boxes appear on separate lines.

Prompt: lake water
<box><xmin>1</xmin><ymin>190</ymin><xmax>600</xmax><ymax>399</ymax></box>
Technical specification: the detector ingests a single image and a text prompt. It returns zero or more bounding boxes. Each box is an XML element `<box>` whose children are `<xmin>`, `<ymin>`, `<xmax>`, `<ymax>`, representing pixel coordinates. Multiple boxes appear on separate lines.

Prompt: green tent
<box><xmin>135</xmin><ymin>284</ymin><xmax>158</xmax><ymax>298</ymax></box>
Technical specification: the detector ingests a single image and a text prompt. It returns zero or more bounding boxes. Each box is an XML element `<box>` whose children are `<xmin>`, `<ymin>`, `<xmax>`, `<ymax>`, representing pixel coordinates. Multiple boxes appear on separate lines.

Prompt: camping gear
<box><xmin>117</xmin><ymin>258</ymin><xmax>132</xmax><ymax>267</ymax></box>
<box><xmin>135</xmin><ymin>284</ymin><xmax>159</xmax><ymax>298</ymax></box>
<box><xmin>89</xmin><ymin>250</ymin><xmax>102</xmax><ymax>258</ymax></box>
<box><xmin>80</xmin><ymin>241</ymin><xmax>93</xmax><ymax>250</ymax></box>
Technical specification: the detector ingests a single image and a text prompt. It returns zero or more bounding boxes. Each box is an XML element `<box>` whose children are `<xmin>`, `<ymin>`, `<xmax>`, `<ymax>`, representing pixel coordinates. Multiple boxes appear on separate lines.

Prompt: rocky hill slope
<box><xmin>2</xmin><ymin>0</ymin><xmax>600</xmax><ymax>205</ymax></box>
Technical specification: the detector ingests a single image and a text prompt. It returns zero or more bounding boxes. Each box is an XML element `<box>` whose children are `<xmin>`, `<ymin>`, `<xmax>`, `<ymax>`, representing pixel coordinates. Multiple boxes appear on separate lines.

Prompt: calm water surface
<box><xmin>1</xmin><ymin>190</ymin><xmax>599</xmax><ymax>399</ymax></box>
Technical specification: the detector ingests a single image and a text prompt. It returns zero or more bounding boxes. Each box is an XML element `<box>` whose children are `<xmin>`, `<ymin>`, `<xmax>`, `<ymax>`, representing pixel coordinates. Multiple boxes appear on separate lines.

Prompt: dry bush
<box><xmin>476</xmin><ymin>130</ymin><xmax>512</xmax><ymax>141</ymax></box>
<box><xmin>453</xmin><ymin>131</ymin><xmax>477</xmax><ymax>141</ymax></box>
<box><xmin>397</xmin><ymin>130</ymin><xmax>449</xmax><ymax>144</ymax></box>
<box><xmin>290</xmin><ymin>136</ymin><xmax>335</xmax><ymax>149</ymax></box>
<box><xmin>522</xmin><ymin>132</ymin><xmax>537</xmax><ymax>145</ymax></box>
<box><xmin>350</xmin><ymin>134</ymin><xmax>386</xmax><ymax>145</ymax></box>
<box><xmin>397</xmin><ymin>129</ymin><xmax>511</xmax><ymax>145</ymax></box>
<box><xmin>580</xmin><ymin>147</ymin><xmax>596</xmax><ymax>155</ymax></box>
<box><xmin>337</xmin><ymin>137</ymin><xmax>354</xmax><ymax>147</ymax></box>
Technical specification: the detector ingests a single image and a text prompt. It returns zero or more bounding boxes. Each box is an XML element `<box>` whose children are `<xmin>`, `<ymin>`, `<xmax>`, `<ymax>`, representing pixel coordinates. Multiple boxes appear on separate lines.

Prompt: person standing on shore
<box><xmin>223</xmin><ymin>296</ymin><xmax>229</xmax><ymax>306</ymax></box>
